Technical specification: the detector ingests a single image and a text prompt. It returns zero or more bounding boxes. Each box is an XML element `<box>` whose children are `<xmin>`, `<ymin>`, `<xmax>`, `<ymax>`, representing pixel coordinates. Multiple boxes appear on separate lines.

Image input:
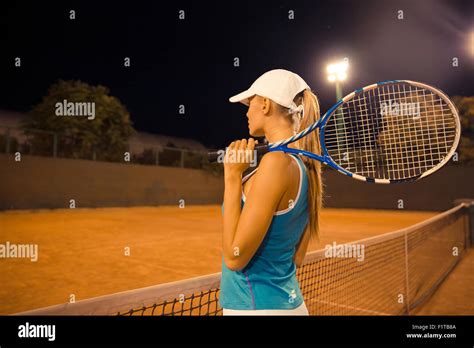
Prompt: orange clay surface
<box><xmin>411</xmin><ymin>249</ymin><xmax>474</xmax><ymax>315</ymax></box>
<box><xmin>0</xmin><ymin>205</ymin><xmax>465</xmax><ymax>314</ymax></box>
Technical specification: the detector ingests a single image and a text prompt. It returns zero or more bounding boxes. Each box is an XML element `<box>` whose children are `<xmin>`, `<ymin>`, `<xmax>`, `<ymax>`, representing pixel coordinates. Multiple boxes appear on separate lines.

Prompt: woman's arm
<box><xmin>223</xmin><ymin>140</ymin><xmax>291</xmax><ymax>271</ymax></box>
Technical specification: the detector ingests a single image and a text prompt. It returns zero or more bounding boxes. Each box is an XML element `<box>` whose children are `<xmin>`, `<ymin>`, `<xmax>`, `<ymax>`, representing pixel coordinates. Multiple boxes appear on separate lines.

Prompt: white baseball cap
<box><xmin>229</xmin><ymin>69</ymin><xmax>310</xmax><ymax>109</ymax></box>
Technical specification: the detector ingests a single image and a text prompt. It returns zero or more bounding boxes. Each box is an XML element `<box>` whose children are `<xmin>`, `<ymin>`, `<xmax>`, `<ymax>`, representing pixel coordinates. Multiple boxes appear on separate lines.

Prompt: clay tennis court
<box><xmin>0</xmin><ymin>206</ymin><xmax>443</xmax><ymax>314</ymax></box>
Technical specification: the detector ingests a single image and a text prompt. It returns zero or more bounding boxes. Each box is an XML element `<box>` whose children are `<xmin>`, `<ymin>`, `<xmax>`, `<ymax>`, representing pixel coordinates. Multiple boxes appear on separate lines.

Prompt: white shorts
<box><xmin>222</xmin><ymin>302</ymin><xmax>309</xmax><ymax>316</ymax></box>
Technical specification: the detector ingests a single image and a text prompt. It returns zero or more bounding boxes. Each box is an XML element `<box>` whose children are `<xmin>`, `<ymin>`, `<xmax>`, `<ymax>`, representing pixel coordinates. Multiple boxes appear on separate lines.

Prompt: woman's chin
<box><xmin>249</xmin><ymin>130</ymin><xmax>263</xmax><ymax>137</ymax></box>
<box><xmin>248</xmin><ymin>126</ymin><xmax>258</xmax><ymax>136</ymax></box>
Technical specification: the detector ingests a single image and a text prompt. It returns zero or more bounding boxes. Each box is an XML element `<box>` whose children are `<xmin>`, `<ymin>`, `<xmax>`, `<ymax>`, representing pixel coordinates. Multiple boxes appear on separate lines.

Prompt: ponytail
<box><xmin>293</xmin><ymin>90</ymin><xmax>324</xmax><ymax>241</ymax></box>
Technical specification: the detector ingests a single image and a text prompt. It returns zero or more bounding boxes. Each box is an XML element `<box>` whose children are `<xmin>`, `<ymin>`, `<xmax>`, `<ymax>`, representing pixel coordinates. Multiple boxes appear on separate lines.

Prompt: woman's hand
<box><xmin>224</xmin><ymin>138</ymin><xmax>258</xmax><ymax>178</ymax></box>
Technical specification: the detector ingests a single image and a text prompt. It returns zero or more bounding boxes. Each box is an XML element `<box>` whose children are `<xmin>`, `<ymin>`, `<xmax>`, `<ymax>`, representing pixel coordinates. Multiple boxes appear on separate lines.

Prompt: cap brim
<box><xmin>229</xmin><ymin>89</ymin><xmax>254</xmax><ymax>106</ymax></box>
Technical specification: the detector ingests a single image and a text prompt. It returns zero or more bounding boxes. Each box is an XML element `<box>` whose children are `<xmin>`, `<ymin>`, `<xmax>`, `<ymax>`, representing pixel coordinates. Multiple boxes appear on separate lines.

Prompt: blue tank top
<box><xmin>220</xmin><ymin>153</ymin><xmax>309</xmax><ymax>310</ymax></box>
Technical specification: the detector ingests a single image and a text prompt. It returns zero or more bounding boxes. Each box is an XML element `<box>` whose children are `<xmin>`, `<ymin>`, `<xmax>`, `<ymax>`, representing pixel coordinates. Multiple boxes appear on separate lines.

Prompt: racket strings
<box><xmin>323</xmin><ymin>83</ymin><xmax>457</xmax><ymax>180</ymax></box>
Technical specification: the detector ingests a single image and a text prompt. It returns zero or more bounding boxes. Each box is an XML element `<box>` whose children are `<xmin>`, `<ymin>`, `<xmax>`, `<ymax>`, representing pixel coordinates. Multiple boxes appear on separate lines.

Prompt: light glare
<box><xmin>326</xmin><ymin>58</ymin><xmax>349</xmax><ymax>82</ymax></box>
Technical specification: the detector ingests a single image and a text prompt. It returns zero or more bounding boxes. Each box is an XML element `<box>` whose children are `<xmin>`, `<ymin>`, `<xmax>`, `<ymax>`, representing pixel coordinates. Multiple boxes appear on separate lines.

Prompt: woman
<box><xmin>220</xmin><ymin>69</ymin><xmax>323</xmax><ymax>315</ymax></box>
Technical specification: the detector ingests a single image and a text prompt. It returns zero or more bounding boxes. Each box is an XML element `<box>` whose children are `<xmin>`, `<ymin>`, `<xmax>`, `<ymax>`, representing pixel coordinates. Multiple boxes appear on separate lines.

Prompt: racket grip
<box><xmin>207</xmin><ymin>144</ymin><xmax>269</xmax><ymax>163</ymax></box>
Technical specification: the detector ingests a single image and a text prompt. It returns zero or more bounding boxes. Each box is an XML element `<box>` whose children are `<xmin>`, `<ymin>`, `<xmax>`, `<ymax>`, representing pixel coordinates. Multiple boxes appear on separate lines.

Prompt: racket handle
<box><xmin>207</xmin><ymin>144</ymin><xmax>269</xmax><ymax>163</ymax></box>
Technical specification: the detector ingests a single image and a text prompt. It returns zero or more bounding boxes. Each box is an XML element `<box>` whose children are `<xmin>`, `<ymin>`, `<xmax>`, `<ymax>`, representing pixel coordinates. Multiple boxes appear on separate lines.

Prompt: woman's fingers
<box><xmin>226</xmin><ymin>138</ymin><xmax>258</xmax><ymax>163</ymax></box>
<box><xmin>248</xmin><ymin>138</ymin><xmax>255</xmax><ymax>151</ymax></box>
<box><xmin>225</xmin><ymin>141</ymin><xmax>235</xmax><ymax>162</ymax></box>
<box><xmin>229</xmin><ymin>138</ymin><xmax>258</xmax><ymax>150</ymax></box>
<box><xmin>240</xmin><ymin>139</ymin><xmax>247</xmax><ymax>151</ymax></box>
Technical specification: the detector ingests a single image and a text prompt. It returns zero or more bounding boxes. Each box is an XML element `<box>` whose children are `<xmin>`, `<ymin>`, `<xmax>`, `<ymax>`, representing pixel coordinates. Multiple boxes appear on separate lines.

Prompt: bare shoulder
<box><xmin>251</xmin><ymin>152</ymin><xmax>299</xmax><ymax>196</ymax></box>
<box><xmin>258</xmin><ymin>151</ymin><xmax>298</xmax><ymax>176</ymax></box>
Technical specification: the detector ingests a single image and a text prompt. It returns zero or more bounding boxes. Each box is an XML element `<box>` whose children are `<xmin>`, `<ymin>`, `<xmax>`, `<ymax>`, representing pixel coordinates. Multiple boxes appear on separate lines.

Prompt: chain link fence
<box><xmin>0</xmin><ymin>125</ymin><xmax>222</xmax><ymax>174</ymax></box>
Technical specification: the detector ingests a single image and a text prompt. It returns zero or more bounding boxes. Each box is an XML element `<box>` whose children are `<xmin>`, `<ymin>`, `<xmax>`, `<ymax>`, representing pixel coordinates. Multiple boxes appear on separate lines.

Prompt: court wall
<box><xmin>0</xmin><ymin>154</ymin><xmax>472</xmax><ymax>211</ymax></box>
<box><xmin>0</xmin><ymin>154</ymin><xmax>223</xmax><ymax>210</ymax></box>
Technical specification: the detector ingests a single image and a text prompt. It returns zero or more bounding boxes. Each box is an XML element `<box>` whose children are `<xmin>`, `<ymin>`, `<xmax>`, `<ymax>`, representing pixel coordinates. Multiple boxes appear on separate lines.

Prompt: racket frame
<box><xmin>267</xmin><ymin>80</ymin><xmax>461</xmax><ymax>184</ymax></box>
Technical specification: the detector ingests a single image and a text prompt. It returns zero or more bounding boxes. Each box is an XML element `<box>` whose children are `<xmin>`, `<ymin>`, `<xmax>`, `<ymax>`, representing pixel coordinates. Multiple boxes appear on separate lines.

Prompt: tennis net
<box><xmin>17</xmin><ymin>203</ymin><xmax>470</xmax><ymax>316</ymax></box>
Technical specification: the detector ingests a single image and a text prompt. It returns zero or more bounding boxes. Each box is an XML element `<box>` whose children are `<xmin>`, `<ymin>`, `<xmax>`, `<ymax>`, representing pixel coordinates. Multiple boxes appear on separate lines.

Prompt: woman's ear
<box><xmin>262</xmin><ymin>97</ymin><xmax>271</xmax><ymax>115</ymax></box>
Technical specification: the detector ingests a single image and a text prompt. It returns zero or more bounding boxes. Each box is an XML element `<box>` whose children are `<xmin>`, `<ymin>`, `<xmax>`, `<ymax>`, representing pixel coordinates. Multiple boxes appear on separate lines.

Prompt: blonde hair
<box><xmin>282</xmin><ymin>90</ymin><xmax>324</xmax><ymax>241</ymax></box>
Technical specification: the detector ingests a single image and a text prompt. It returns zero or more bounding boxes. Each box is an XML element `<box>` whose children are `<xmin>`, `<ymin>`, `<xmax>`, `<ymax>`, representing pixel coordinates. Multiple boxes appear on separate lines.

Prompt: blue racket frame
<box><xmin>266</xmin><ymin>80</ymin><xmax>459</xmax><ymax>184</ymax></box>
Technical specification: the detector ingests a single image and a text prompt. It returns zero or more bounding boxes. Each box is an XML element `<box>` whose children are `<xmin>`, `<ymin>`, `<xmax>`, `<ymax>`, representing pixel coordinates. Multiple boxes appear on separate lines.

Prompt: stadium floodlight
<box><xmin>326</xmin><ymin>58</ymin><xmax>349</xmax><ymax>100</ymax></box>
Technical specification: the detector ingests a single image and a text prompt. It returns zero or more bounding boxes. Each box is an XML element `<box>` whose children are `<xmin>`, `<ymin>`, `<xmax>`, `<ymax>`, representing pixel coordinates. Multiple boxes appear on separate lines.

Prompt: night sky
<box><xmin>1</xmin><ymin>0</ymin><xmax>473</xmax><ymax>148</ymax></box>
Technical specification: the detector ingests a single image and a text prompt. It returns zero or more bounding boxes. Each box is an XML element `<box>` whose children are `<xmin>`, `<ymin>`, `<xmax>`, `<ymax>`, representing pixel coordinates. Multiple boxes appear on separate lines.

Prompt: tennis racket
<box><xmin>208</xmin><ymin>80</ymin><xmax>461</xmax><ymax>184</ymax></box>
